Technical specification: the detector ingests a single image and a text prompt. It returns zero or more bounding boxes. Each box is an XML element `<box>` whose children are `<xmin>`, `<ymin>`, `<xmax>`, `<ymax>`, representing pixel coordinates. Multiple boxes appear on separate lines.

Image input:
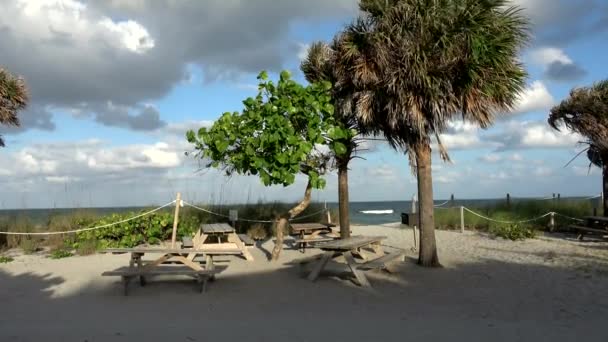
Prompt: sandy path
<box><xmin>1</xmin><ymin>225</ymin><xmax>607</xmax><ymax>342</ymax></box>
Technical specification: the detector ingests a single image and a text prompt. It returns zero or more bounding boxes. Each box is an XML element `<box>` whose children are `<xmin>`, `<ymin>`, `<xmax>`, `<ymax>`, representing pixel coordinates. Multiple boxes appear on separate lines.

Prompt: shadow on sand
<box><xmin>1</xmin><ymin>245</ymin><xmax>608</xmax><ymax>342</ymax></box>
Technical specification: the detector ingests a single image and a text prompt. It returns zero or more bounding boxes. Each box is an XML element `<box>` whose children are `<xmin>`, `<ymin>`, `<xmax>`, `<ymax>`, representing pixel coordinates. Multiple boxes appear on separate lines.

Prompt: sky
<box><xmin>0</xmin><ymin>0</ymin><xmax>607</xmax><ymax>209</ymax></box>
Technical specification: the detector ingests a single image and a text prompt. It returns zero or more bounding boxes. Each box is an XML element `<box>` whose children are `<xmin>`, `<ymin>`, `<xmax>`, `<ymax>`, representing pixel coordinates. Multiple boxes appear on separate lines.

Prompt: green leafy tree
<box><xmin>187</xmin><ymin>71</ymin><xmax>335</xmax><ymax>260</ymax></box>
<box><xmin>549</xmin><ymin>80</ymin><xmax>608</xmax><ymax>215</ymax></box>
<box><xmin>335</xmin><ymin>0</ymin><xmax>529</xmax><ymax>266</ymax></box>
<box><xmin>301</xmin><ymin>41</ymin><xmax>361</xmax><ymax>238</ymax></box>
<box><xmin>0</xmin><ymin>68</ymin><xmax>28</xmax><ymax>147</ymax></box>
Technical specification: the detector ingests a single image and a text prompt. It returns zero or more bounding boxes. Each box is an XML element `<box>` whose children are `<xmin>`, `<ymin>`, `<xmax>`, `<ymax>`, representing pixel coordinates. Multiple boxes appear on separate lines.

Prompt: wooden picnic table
<box><xmin>101</xmin><ymin>247</ymin><xmax>238</xmax><ymax>295</ymax></box>
<box><xmin>188</xmin><ymin>223</ymin><xmax>254</xmax><ymax>261</ymax></box>
<box><xmin>290</xmin><ymin>222</ymin><xmax>337</xmax><ymax>253</ymax></box>
<box><xmin>306</xmin><ymin>235</ymin><xmax>403</xmax><ymax>288</ymax></box>
<box><xmin>571</xmin><ymin>216</ymin><xmax>608</xmax><ymax>240</ymax></box>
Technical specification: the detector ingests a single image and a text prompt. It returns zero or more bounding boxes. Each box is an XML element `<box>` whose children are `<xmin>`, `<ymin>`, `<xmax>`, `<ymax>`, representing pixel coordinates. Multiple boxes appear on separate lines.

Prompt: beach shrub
<box><xmin>19</xmin><ymin>238</ymin><xmax>40</xmax><ymax>254</ymax></box>
<box><xmin>489</xmin><ymin>223</ymin><xmax>536</xmax><ymax>241</ymax></box>
<box><xmin>0</xmin><ymin>256</ymin><xmax>13</xmax><ymax>263</ymax></box>
<box><xmin>49</xmin><ymin>248</ymin><xmax>73</xmax><ymax>259</ymax></box>
<box><xmin>76</xmin><ymin>239</ymin><xmax>98</xmax><ymax>256</ymax></box>
<box><xmin>247</xmin><ymin>223</ymin><xmax>268</xmax><ymax>241</ymax></box>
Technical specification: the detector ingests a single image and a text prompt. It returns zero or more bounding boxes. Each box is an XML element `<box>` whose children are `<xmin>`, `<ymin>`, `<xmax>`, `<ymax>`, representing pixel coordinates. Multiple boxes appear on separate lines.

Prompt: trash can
<box><xmin>401</xmin><ymin>212</ymin><xmax>419</xmax><ymax>226</ymax></box>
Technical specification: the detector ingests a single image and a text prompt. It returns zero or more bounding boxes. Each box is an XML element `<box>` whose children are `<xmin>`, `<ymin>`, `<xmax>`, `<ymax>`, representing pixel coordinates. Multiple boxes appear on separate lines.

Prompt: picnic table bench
<box><xmin>570</xmin><ymin>216</ymin><xmax>608</xmax><ymax>240</ymax></box>
<box><xmin>290</xmin><ymin>222</ymin><xmax>337</xmax><ymax>253</ymax></box>
<box><xmin>102</xmin><ymin>247</ymin><xmax>240</xmax><ymax>295</ymax></box>
<box><xmin>305</xmin><ymin>235</ymin><xmax>403</xmax><ymax>288</ymax></box>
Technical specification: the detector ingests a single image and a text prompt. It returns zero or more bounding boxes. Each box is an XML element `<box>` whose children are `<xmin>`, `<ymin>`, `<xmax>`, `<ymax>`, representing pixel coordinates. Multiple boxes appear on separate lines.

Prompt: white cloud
<box><xmin>511</xmin><ymin>81</ymin><xmax>555</xmax><ymax>114</ymax></box>
<box><xmin>508</xmin><ymin>153</ymin><xmax>524</xmax><ymax>162</ymax></box>
<box><xmin>527</xmin><ymin>47</ymin><xmax>586</xmax><ymax>82</ymax></box>
<box><xmin>162</xmin><ymin>120</ymin><xmax>214</xmax><ymax>137</ymax></box>
<box><xmin>480</xmin><ymin>154</ymin><xmax>502</xmax><ymax>163</ymax></box>
<box><xmin>297</xmin><ymin>42</ymin><xmax>311</xmax><ymax>61</ymax></box>
<box><xmin>493</xmin><ymin>120</ymin><xmax>583</xmax><ymax>150</ymax></box>
<box><xmin>533</xmin><ymin>166</ymin><xmax>554</xmax><ymax>177</ymax></box>
<box><xmin>10</xmin><ymin>0</ymin><xmax>154</xmax><ymax>54</ymax></box>
<box><xmin>529</xmin><ymin>47</ymin><xmax>572</xmax><ymax>65</ymax></box>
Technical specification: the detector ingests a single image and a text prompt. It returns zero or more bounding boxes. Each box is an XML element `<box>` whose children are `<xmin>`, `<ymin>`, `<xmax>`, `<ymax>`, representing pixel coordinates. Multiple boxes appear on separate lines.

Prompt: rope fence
<box><xmin>0</xmin><ymin>200</ymin><xmax>177</xmax><ymax>235</ymax></box>
<box><xmin>0</xmin><ymin>191</ymin><xmax>597</xmax><ymax>235</ymax></box>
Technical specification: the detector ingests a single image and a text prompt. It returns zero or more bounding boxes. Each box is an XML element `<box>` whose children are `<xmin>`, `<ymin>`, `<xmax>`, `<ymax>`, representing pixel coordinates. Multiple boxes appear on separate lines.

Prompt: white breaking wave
<box><xmin>360</xmin><ymin>209</ymin><xmax>394</xmax><ymax>215</ymax></box>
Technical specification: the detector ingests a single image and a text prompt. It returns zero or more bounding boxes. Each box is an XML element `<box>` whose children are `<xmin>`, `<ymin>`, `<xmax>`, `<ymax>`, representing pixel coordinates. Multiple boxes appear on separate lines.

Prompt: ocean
<box><xmin>1</xmin><ymin>197</ymin><xmax>587</xmax><ymax>226</ymax></box>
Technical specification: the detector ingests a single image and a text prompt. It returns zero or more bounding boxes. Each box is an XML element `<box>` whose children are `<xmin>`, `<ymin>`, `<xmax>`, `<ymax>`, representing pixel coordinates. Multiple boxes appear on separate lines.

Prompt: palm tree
<box><xmin>301</xmin><ymin>41</ymin><xmax>362</xmax><ymax>238</ymax></box>
<box><xmin>0</xmin><ymin>68</ymin><xmax>28</xmax><ymax>147</ymax></box>
<box><xmin>549</xmin><ymin>80</ymin><xmax>608</xmax><ymax>215</ymax></box>
<box><xmin>335</xmin><ymin>0</ymin><xmax>529</xmax><ymax>266</ymax></box>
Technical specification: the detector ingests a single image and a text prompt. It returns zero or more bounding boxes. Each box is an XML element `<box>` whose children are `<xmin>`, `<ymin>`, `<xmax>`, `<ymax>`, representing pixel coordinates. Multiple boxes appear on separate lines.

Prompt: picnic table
<box><xmin>306</xmin><ymin>235</ymin><xmax>403</xmax><ymax>288</ymax></box>
<box><xmin>101</xmin><ymin>247</ymin><xmax>239</xmax><ymax>295</ymax></box>
<box><xmin>187</xmin><ymin>223</ymin><xmax>254</xmax><ymax>261</ymax></box>
<box><xmin>290</xmin><ymin>222</ymin><xmax>337</xmax><ymax>253</ymax></box>
<box><xmin>571</xmin><ymin>216</ymin><xmax>608</xmax><ymax>240</ymax></box>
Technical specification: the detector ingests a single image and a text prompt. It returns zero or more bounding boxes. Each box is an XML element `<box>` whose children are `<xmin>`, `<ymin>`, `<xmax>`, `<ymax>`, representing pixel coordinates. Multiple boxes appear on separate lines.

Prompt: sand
<box><xmin>1</xmin><ymin>224</ymin><xmax>607</xmax><ymax>342</ymax></box>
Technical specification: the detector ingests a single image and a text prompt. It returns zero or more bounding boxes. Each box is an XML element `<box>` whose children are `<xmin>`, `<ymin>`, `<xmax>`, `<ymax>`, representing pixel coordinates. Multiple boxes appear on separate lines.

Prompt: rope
<box><xmin>182</xmin><ymin>201</ymin><xmax>328</xmax><ymax>223</ymax></box>
<box><xmin>0</xmin><ymin>201</ymin><xmax>176</xmax><ymax>235</ymax></box>
<box><xmin>552</xmin><ymin>212</ymin><xmax>585</xmax><ymax>222</ymax></box>
<box><xmin>434</xmin><ymin>200</ymin><xmax>450</xmax><ymax>207</ymax></box>
<box><xmin>463</xmin><ymin>207</ymin><xmax>552</xmax><ymax>224</ymax></box>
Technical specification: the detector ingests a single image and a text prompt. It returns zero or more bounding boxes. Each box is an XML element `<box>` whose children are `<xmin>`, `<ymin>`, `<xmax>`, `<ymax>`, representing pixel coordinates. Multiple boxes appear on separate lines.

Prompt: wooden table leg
<box><xmin>344</xmin><ymin>251</ymin><xmax>371</xmax><ymax>288</ymax></box>
<box><xmin>205</xmin><ymin>254</ymin><xmax>216</xmax><ymax>281</ymax></box>
<box><xmin>370</xmin><ymin>241</ymin><xmax>385</xmax><ymax>256</ymax></box>
<box><xmin>301</xmin><ymin>231</ymin><xmax>306</xmax><ymax>253</ymax></box>
<box><xmin>187</xmin><ymin>230</ymin><xmax>208</xmax><ymax>261</ymax></box>
<box><xmin>307</xmin><ymin>251</ymin><xmax>335</xmax><ymax>282</ymax></box>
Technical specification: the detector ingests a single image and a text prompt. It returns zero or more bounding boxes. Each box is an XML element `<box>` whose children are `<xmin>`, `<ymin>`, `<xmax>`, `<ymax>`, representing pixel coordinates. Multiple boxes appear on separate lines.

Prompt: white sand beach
<box><xmin>1</xmin><ymin>224</ymin><xmax>607</xmax><ymax>342</ymax></box>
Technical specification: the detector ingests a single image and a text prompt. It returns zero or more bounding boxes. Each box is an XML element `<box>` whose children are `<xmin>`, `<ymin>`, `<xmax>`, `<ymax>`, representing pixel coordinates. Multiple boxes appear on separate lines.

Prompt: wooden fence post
<box><xmin>450</xmin><ymin>194</ymin><xmax>455</xmax><ymax>207</ymax></box>
<box><xmin>171</xmin><ymin>192</ymin><xmax>181</xmax><ymax>248</ymax></box>
<box><xmin>549</xmin><ymin>212</ymin><xmax>555</xmax><ymax>232</ymax></box>
<box><xmin>506</xmin><ymin>193</ymin><xmax>511</xmax><ymax>208</ymax></box>
<box><xmin>325</xmin><ymin>201</ymin><xmax>331</xmax><ymax>223</ymax></box>
<box><xmin>460</xmin><ymin>206</ymin><xmax>465</xmax><ymax>233</ymax></box>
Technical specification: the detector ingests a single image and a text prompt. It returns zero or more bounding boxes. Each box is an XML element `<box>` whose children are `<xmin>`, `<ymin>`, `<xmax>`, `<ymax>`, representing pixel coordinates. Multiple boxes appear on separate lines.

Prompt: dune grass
<box><xmin>434</xmin><ymin>199</ymin><xmax>596</xmax><ymax>232</ymax></box>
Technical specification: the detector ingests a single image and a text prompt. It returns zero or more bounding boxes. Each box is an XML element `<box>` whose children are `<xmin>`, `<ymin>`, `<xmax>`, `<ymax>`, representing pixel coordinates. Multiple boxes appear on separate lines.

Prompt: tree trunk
<box><xmin>415</xmin><ymin>144</ymin><xmax>441</xmax><ymax>267</ymax></box>
<box><xmin>271</xmin><ymin>178</ymin><xmax>314</xmax><ymax>261</ymax></box>
<box><xmin>603</xmin><ymin>162</ymin><xmax>608</xmax><ymax>217</ymax></box>
<box><xmin>338</xmin><ymin>164</ymin><xmax>350</xmax><ymax>238</ymax></box>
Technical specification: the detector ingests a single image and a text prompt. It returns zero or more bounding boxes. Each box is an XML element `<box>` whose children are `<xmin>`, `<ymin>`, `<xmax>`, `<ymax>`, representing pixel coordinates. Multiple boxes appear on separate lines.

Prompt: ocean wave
<box><xmin>359</xmin><ymin>209</ymin><xmax>394</xmax><ymax>215</ymax></box>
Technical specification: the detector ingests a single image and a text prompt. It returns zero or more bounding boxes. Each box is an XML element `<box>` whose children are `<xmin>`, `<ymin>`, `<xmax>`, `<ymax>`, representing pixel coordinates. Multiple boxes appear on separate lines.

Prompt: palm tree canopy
<box><xmin>549</xmin><ymin>80</ymin><xmax>608</xmax><ymax>161</ymax></box>
<box><xmin>336</xmin><ymin>0</ymin><xmax>530</xmax><ymax>159</ymax></box>
<box><xmin>0</xmin><ymin>68</ymin><xmax>28</xmax><ymax>147</ymax></box>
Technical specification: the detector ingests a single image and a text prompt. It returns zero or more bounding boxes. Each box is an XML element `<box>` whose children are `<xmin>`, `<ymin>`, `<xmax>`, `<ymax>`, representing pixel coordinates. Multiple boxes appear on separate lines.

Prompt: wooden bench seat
<box><xmin>102</xmin><ymin>266</ymin><xmax>219</xmax><ymax>295</ymax></box>
<box><xmin>569</xmin><ymin>225</ymin><xmax>608</xmax><ymax>241</ymax></box>
<box><xmin>293</xmin><ymin>237</ymin><xmax>336</xmax><ymax>253</ymax></box>
<box><xmin>238</xmin><ymin>234</ymin><xmax>255</xmax><ymax>246</ymax></box>
<box><xmin>181</xmin><ymin>236</ymin><xmax>194</xmax><ymax>248</ymax></box>
<box><xmin>356</xmin><ymin>252</ymin><xmax>404</xmax><ymax>271</ymax></box>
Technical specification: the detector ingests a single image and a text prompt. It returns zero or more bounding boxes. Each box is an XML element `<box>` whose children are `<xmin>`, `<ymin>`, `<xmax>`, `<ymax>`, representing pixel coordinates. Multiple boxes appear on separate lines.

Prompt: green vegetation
<box><xmin>489</xmin><ymin>223</ymin><xmax>536</xmax><ymax>241</ymax></box>
<box><xmin>0</xmin><ymin>256</ymin><xmax>13</xmax><ymax>263</ymax></box>
<box><xmin>187</xmin><ymin>71</ymin><xmax>338</xmax><ymax>260</ymax></box>
<box><xmin>0</xmin><ymin>202</ymin><xmax>332</xmax><ymax>252</ymax></box>
<box><xmin>433</xmin><ymin>200</ymin><xmax>594</xmax><ymax>232</ymax></box>
<box><xmin>0</xmin><ymin>67</ymin><xmax>29</xmax><ymax>147</ymax></box>
<box><xmin>49</xmin><ymin>248</ymin><xmax>73</xmax><ymax>259</ymax></box>
<box><xmin>549</xmin><ymin>79</ymin><xmax>608</xmax><ymax>215</ymax></box>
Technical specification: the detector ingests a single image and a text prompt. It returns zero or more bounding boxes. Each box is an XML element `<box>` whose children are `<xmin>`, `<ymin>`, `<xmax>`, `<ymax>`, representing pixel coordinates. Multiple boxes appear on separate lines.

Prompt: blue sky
<box><xmin>0</xmin><ymin>0</ymin><xmax>606</xmax><ymax>208</ymax></box>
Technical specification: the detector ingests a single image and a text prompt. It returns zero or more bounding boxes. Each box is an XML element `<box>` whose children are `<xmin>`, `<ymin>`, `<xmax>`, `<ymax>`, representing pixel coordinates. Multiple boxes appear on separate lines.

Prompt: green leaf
<box><xmin>333</xmin><ymin>142</ymin><xmax>347</xmax><ymax>156</ymax></box>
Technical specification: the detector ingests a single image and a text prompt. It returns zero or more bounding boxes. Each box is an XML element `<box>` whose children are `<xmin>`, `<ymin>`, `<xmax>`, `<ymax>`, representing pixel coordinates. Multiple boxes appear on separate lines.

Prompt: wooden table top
<box><xmin>317</xmin><ymin>235</ymin><xmax>386</xmax><ymax>251</ymax></box>
<box><xmin>103</xmin><ymin>247</ymin><xmax>243</xmax><ymax>255</ymax></box>
<box><xmin>583</xmin><ymin>216</ymin><xmax>608</xmax><ymax>222</ymax></box>
<box><xmin>200</xmin><ymin>223</ymin><xmax>235</xmax><ymax>234</ymax></box>
<box><xmin>290</xmin><ymin>222</ymin><xmax>335</xmax><ymax>232</ymax></box>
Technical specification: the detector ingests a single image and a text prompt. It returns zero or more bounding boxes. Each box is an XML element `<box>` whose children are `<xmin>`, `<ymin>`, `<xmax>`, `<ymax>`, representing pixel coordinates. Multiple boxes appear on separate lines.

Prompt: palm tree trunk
<box><xmin>415</xmin><ymin>144</ymin><xmax>441</xmax><ymax>267</ymax></box>
<box><xmin>271</xmin><ymin>178</ymin><xmax>313</xmax><ymax>260</ymax></box>
<box><xmin>603</xmin><ymin>162</ymin><xmax>608</xmax><ymax>217</ymax></box>
<box><xmin>338</xmin><ymin>164</ymin><xmax>351</xmax><ymax>238</ymax></box>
